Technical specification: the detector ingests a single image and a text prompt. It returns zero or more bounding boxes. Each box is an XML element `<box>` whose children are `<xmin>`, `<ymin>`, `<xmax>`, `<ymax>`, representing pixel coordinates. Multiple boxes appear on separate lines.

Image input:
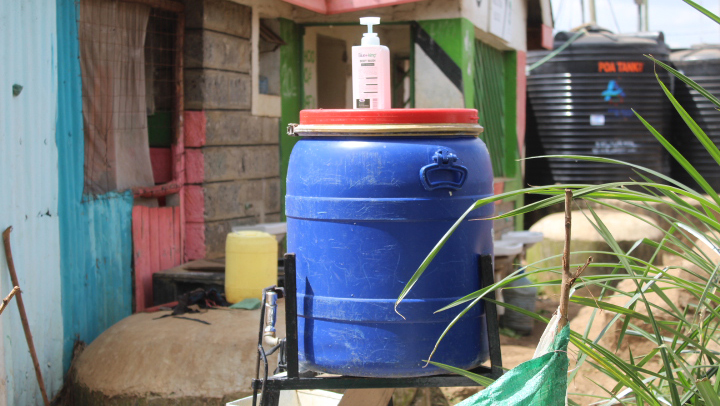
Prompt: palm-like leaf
<box><xmin>401</xmin><ymin>16</ymin><xmax>720</xmax><ymax>403</ymax></box>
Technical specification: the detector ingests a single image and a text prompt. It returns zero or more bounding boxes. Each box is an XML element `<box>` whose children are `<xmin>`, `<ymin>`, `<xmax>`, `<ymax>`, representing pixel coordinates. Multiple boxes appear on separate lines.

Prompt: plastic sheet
<box><xmin>459</xmin><ymin>313</ymin><xmax>569</xmax><ymax>405</ymax></box>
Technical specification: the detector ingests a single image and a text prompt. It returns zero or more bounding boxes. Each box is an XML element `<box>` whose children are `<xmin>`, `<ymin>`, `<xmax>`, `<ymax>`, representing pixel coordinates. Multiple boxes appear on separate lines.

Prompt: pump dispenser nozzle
<box><xmin>360</xmin><ymin>17</ymin><xmax>381</xmax><ymax>46</ymax></box>
<box><xmin>352</xmin><ymin>16</ymin><xmax>390</xmax><ymax>109</ymax></box>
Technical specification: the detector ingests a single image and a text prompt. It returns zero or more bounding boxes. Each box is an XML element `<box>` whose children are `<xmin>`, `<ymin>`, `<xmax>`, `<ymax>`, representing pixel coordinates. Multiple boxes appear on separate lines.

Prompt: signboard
<box><xmin>489</xmin><ymin>0</ymin><xmax>513</xmax><ymax>42</ymax></box>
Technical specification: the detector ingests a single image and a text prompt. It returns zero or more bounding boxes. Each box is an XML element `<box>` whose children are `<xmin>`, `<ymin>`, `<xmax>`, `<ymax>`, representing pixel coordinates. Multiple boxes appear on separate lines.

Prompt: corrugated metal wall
<box><xmin>474</xmin><ymin>40</ymin><xmax>506</xmax><ymax>176</ymax></box>
<box><xmin>0</xmin><ymin>0</ymin><xmax>64</xmax><ymax>404</ymax></box>
<box><xmin>57</xmin><ymin>0</ymin><xmax>134</xmax><ymax>373</ymax></box>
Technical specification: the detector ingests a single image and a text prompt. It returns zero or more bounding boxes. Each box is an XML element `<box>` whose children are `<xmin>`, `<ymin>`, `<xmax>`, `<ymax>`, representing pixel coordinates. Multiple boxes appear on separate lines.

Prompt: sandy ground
<box><xmin>499</xmin><ymin>297</ymin><xmax>584</xmax><ymax>368</ymax></box>
<box><xmin>433</xmin><ymin>245</ymin><xmax>715</xmax><ymax>406</ymax></box>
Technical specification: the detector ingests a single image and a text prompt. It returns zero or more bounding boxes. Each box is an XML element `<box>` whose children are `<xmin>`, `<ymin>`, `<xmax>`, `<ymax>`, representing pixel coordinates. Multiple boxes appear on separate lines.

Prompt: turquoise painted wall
<box><xmin>57</xmin><ymin>0</ymin><xmax>134</xmax><ymax>372</ymax></box>
<box><xmin>0</xmin><ymin>0</ymin><xmax>64</xmax><ymax>404</ymax></box>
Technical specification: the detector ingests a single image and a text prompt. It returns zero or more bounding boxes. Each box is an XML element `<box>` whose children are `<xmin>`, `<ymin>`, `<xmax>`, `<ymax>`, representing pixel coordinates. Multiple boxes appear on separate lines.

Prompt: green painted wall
<box><xmin>502</xmin><ymin>51</ymin><xmax>523</xmax><ymax>228</ymax></box>
<box><xmin>460</xmin><ymin>19</ymin><xmax>476</xmax><ymax>109</ymax></box>
<box><xmin>287</xmin><ymin>19</ymin><xmax>525</xmax><ymax>228</ymax></box>
<box><xmin>503</xmin><ymin>52</ymin><xmax>519</xmax><ymax>179</ymax></box>
<box><xmin>474</xmin><ymin>40</ymin><xmax>506</xmax><ymax>175</ymax></box>
<box><xmin>418</xmin><ymin>18</ymin><xmax>520</xmax><ymax>177</ymax></box>
<box><xmin>419</xmin><ymin>18</ymin><xmax>524</xmax><ymax>227</ymax></box>
<box><xmin>279</xmin><ymin>19</ymin><xmax>303</xmax><ymax>221</ymax></box>
<box><xmin>417</xmin><ymin>19</ymin><xmax>463</xmax><ymax>65</ymax></box>
<box><xmin>417</xmin><ymin>18</ymin><xmax>476</xmax><ymax>108</ymax></box>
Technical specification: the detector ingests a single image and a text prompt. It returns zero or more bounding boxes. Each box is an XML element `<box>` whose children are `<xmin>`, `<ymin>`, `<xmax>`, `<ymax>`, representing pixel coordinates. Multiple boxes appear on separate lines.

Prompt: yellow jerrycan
<box><xmin>225</xmin><ymin>230</ymin><xmax>278</xmax><ymax>303</ymax></box>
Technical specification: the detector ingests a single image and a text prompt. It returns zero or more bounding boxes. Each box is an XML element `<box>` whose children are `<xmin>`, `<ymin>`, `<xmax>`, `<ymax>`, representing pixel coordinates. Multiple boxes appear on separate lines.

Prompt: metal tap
<box><xmin>263</xmin><ymin>291</ymin><xmax>281</xmax><ymax>346</ymax></box>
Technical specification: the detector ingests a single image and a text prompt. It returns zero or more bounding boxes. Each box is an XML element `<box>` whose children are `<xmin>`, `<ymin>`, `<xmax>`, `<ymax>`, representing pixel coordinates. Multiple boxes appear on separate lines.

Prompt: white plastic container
<box><xmin>231</xmin><ymin>222</ymin><xmax>287</xmax><ymax>243</ymax></box>
<box><xmin>227</xmin><ymin>390</ymin><xmax>342</xmax><ymax>406</ymax></box>
<box><xmin>351</xmin><ymin>17</ymin><xmax>391</xmax><ymax>109</ymax></box>
<box><xmin>501</xmin><ymin>230</ymin><xmax>544</xmax><ymax>248</ymax></box>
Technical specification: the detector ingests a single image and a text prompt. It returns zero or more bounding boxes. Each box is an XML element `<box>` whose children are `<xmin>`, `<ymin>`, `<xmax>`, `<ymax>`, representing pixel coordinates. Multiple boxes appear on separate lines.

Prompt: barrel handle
<box><xmin>419</xmin><ymin>150</ymin><xmax>468</xmax><ymax>191</ymax></box>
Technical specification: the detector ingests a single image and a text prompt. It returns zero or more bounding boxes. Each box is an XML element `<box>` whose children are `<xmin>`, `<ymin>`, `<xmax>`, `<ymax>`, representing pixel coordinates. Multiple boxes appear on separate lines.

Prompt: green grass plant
<box><xmin>396</xmin><ymin>1</ymin><xmax>720</xmax><ymax>403</ymax></box>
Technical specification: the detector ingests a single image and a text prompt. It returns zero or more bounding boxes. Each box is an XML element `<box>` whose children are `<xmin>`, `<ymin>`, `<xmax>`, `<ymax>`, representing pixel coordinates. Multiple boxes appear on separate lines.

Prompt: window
<box><xmin>78</xmin><ymin>0</ymin><xmax>182</xmax><ymax>196</ymax></box>
<box><xmin>252</xmin><ymin>16</ymin><xmax>283</xmax><ymax>117</ymax></box>
<box><xmin>258</xmin><ymin>19</ymin><xmax>284</xmax><ymax>96</ymax></box>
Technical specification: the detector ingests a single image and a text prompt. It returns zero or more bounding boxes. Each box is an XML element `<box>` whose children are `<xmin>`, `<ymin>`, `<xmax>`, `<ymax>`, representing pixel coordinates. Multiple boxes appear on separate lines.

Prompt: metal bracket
<box><xmin>252</xmin><ymin>253</ymin><xmax>503</xmax><ymax>406</ymax></box>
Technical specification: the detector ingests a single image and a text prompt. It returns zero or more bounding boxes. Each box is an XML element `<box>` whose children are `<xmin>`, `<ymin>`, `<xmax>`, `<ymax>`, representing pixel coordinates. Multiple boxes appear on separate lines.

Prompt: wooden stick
<box><xmin>557</xmin><ymin>191</ymin><xmax>593</xmax><ymax>332</ymax></box>
<box><xmin>2</xmin><ymin>227</ymin><xmax>50</xmax><ymax>406</ymax></box>
<box><xmin>558</xmin><ymin>189</ymin><xmax>574</xmax><ymax>331</ymax></box>
<box><xmin>0</xmin><ymin>286</ymin><xmax>20</xmax><ymax>316</ymax></box>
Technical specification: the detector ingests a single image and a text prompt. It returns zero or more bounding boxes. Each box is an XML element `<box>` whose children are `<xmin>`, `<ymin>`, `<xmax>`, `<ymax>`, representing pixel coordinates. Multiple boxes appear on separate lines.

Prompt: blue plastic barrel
<box><xmin>286</xmin><ymin>109</ymin><xmax>494</xmax><ymax>377</ymax></box>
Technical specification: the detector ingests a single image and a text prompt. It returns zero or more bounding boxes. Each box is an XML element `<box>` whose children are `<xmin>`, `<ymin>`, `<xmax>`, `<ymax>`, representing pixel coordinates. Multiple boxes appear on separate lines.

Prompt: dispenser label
<box><xmin>357</xmin><ymin>99</ymin><xmax>371</xmax><ymax>108</ymax></box>
<box><xmin>357</xmin><ymin>53</ymin><xmax>379</xmax><ymax>108</ymax></box>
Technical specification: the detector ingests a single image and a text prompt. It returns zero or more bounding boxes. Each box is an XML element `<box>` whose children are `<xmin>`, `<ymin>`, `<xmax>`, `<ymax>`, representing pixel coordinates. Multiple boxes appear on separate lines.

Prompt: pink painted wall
<box><xmin>185</xmin><ymin>223</ymin><xmax>206</xmax><ymax>260</ymax></box>
<box><xmin>516</xmin><ymin>51</ymin><xmax>527</xmax><ymax>153</ymax></box>
<box><xmin>150</xmin><ymin>148</ymin><xmax>173</xmax><ymax>184</ymax></box>
<box><xmin>326</xmin><ymin>0</ymin><xmax>424</xmax><ymax>14</ymax></box>
<box><xmin>281</xmin><ymin>0</ymin><xmax>423</xmax><ymax>14</ymax></box>
<box><xmin>132</xmin><ymin>205</ymin><xmax>183</xmax><ymax>310</ymax></box>
<box><xmin>184</xmin><ymin>110</ymin><xmax>206</xmax><ymax>148</ymax></box>
<box><xmin>541</xmin><ymin>24</ymin><xmax>553</xmax><ymax>50</ymax></box>
<box><xmin>282</xmin><ymin>0</ymin><xmax>326</xmax><ymax>13</ymax></box>
<box><xmin>184</xmin><ymin>111</ymin><xmax>207</xmax><ymax>260</ymax></box>
<box><xmin>185</xmin><ymin>149</ymin><xmax>205</xmax><ymax>185</ymax></box>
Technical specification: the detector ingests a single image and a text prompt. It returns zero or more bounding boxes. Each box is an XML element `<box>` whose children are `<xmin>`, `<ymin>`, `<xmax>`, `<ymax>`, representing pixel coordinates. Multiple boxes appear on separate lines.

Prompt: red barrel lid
<box><xmin>299</xmin><ymin>109</ymin><xmax>479</xmax><ymax>125</ymax></box>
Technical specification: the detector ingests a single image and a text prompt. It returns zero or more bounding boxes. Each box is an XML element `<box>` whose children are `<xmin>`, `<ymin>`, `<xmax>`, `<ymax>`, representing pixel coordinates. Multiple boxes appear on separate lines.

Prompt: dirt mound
<box><xmin>67</xmin><ymin>307</ymin><xmax>283</xmax><ymax>405</ymax></box>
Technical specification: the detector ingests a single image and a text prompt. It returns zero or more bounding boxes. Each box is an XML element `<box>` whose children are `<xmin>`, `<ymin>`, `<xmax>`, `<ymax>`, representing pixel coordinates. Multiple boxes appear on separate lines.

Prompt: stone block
<box><xmin>185</xmin><ymin>222</ymin><xmax>206</xmax><ymax>261</ymax></box>
<box><xmin>185</xmin><ymin>149</ymin><xmax>204</xmax><ymax>184</ymax></box>
<box><xmin>185</xmin><ymin>29</ymin><xmax>251</xmax><ymax>73</ymax></box>
<box><xmin>185</xmin><ymin>185</ymin><xmax>205</xmax><ymax>223</ymax></box>
<box><xmin>184</xmin><ymin>110</ymin><xmax>207</xmax><ymax>148</ymax></box>
<box><xmin>202</xmin><ymin>145</ymin><xmax>279</xmax><ymax>182</ymax></box>
<box><xmin>185</xmin><ymin>69</ymin><xmax>251</xmax><ymax>110</ymax></box>
<box><xmin>204</xmin><ymin>213</ymin><xmax>282</xmax><ymax>259</ymax></box>
<box><xmin>186</xmin><ymin>0</ymin><xmax>251</xmax><ymax>39</ymax></box>
<box><xmin>205</xmin><ymin>111</ymin><xmax>279</xmax><ymax>146</ymax></box>
<box><xmin>203</xmin><ymin>178</ymin><xmax>281</xmax><ymax>221</ymax></box>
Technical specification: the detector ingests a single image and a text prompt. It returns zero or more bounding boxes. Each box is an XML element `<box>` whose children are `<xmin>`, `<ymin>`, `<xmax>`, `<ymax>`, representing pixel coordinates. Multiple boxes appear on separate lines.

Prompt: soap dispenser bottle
<box><xmin>352</xmin><ymin>17</ymin><xmax>391</xmax><ymax>109</ymax></box>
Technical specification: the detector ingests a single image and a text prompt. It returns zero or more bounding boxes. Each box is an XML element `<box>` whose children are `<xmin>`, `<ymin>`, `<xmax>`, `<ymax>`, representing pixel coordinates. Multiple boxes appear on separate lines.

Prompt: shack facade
<box><xmin>0</xmin><ymin>0</ymin><xmax>551</xmax><ymax>403</ymax></box>
<box><xmin>183</xmin><ymin>0</ymin><xmax>554</xmax><ymax>260</ymax></box>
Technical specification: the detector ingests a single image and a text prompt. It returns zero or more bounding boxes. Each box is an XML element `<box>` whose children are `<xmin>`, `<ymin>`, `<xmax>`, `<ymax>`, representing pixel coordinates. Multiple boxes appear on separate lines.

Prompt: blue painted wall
<box><xmin>0</xmin><ymin>1</ymin><xmax>146</xmax><ymax>403</ymax></box>
<box><xmin>56</xmin><ymin>0</ymin><xmax>134</xmax><ymax>372</ymax></box>
<box><xmin>0</xmin><ymin>0</ymin><xmax>64</xmax><ymax>404</ymax></box>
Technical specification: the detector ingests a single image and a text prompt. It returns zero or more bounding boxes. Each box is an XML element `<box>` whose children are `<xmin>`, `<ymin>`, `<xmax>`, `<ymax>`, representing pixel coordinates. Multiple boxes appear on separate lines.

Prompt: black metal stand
<box><xmin>252</xmin><ymin>253</ymin><xmax>503</xmax><ymax>406</ymax></box>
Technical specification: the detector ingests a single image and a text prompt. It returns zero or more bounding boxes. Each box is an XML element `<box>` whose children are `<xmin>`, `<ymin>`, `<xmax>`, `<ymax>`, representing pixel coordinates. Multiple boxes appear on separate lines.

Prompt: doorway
<box><xmin>316</xmin><ymin>35</ymin><xmax>348</xmax><ymax>108</ymax></box>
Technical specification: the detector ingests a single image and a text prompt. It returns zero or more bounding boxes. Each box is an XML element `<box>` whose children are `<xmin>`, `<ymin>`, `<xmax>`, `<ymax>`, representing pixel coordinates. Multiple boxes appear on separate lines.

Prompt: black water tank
<box><xmin>526</xmin><ymin>28</ymin><xmax>672</xmax><ymax>185</ymax></box>
<box><xmin>670</xmin><ymin>45</ymin><xmax>720</xmax><ymax>192</ymax></box>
